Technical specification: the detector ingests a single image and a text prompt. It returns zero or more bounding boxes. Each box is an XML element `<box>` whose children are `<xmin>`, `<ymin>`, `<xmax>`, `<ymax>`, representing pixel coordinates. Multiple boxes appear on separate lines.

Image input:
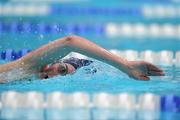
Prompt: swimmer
<box><xmin>0</xmin><ymin>36</ymin><xmax>164</xmax><ymax>83</ymax></box>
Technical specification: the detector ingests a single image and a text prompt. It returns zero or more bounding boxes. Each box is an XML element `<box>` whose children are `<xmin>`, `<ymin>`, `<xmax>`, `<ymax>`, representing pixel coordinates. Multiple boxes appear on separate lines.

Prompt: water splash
<box><xmin>0</xmin><ymin>66</ymin><xmax>34</xmax><ymax>83</ymax></box>
<box><xmin>0</xmin><ymin>60</ymin><xmax>180</xmax><ymax>94</ymax></box>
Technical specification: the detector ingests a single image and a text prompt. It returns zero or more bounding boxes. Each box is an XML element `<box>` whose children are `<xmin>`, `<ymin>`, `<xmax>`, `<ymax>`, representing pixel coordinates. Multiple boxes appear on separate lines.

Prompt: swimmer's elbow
<box><xmin>64</xmin><ymin>35</ymin><xmax>82</xmax><ymax>45</ymax></box>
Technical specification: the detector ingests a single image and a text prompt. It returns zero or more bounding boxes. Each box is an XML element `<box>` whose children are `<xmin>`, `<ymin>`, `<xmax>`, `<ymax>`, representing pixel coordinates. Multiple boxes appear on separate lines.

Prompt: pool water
<box><xmin>0</xmin><ymin>49</ymin><xmax>179</xmax><ymax>119</ymax></box>
<box><xmin>0</xmin><ymin>108</ymin><xmax>180</xmax><ymax>120</ymax></box>
<box><xmin>0</xmin><ymin>0</ymin><xmax>180</xmax><ymax>119</ymax></box>
<box><xmin>0</xmin><ymin>60</ymin><xmax>180</xmax><ymax>94</ymax></box>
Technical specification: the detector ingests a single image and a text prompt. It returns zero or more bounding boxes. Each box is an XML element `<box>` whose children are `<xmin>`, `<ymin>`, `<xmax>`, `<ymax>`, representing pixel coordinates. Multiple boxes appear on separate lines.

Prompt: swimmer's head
<box><xmin>40</xmin><ymin>62</ymin><xmax>68</xmax><ymax>79</ymax></box>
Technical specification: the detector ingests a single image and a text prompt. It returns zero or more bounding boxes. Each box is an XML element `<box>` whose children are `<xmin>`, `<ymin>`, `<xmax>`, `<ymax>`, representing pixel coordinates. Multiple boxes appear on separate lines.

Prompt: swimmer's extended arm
<box><xmin>20</xmin><ymin>35</ymin><xmax>164</xmax><ymax>80</ymax></box>
<box><xmin>19</xmin><ymin>36</ymin><xmax>129</xmax><ymax>72</ymax></box>
<box><xmin>0</xmin><ymin>35</ymin><xmax>164</xmax><ymax>82</ymax></box>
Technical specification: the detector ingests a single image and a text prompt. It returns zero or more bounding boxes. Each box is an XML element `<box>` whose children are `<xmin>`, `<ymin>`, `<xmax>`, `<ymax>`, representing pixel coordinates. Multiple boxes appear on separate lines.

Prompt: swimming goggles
<box><xmin>43</xmin><ymin>62</ymin><xmax>68</xmax><ymax>79</ymax></box>
<box><xmin>57</xmin><ymin>62</ymin><xmax>68</xmax><ymax>76</ymax></box>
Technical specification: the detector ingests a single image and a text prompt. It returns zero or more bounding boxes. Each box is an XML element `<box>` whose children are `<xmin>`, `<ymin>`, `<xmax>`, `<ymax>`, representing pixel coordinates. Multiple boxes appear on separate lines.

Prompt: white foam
<box><xmin>0</xmin><ymin>66</ymin><xmax>32</xmax><ymax>83</ymax></box>
<box><xmin>69</xmin><ymin>52</ymin><xmax>88</xmax><ymax>59</ymax></box>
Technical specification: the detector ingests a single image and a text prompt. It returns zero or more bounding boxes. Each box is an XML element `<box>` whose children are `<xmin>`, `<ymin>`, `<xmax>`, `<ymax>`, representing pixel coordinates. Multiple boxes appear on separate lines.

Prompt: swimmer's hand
<box><xmin>126</xmin><ymin>61</ymin><xmax>165</xmax><ymax>81</ymax></box>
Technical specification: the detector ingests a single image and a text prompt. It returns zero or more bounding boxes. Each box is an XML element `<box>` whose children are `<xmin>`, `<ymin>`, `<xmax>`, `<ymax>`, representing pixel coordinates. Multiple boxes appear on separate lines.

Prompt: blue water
<box><xmin>0</xmin><ymin>60</ymin><xmax>180</xmax><ymax>95</ymax></box>
<box><xmin>0</xmin><ymin>1</ymin><xmax>180</xmax><ymax>119</ymax></box>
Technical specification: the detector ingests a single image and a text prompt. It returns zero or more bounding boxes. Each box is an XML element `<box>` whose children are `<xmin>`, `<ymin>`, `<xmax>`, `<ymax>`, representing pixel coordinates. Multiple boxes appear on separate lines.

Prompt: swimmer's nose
<box><xmin>43</xmin><ymin>64</ymin><xmax>57</xmax><ymax>72</ymax></box>
<box><xmin>43</xmin><ymin>65</ymin><xmax>50</xmax><ymax>71</ymax></box>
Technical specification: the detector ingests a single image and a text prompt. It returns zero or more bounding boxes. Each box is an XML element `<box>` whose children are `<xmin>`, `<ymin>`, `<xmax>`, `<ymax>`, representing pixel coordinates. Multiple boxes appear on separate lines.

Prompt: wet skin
<box><xmin>40</xmin><ymin>61</ymin><xmax>164</xmax><ymax>80</ymax></box>
<box><xmin>40</xmin><ymin>63</ymin><xmax>76</xmax><ymax>79</ymax></box>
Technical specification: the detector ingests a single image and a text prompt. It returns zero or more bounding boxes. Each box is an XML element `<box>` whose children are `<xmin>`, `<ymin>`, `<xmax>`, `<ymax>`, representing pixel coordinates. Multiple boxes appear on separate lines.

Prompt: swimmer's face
<box><xmin>40</xmin><ymin>63</ymin><xmax>68</xmax><ymax>79</ymax></box>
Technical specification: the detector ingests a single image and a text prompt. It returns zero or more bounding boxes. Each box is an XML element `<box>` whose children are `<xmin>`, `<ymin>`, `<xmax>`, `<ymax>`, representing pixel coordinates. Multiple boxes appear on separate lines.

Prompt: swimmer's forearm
<box><xmin>0</xmin><ymin>35</ymin><xmax>130</xmax><ymax>83</ymax></box>
<box><xmin>19</xmin><ymin>35</ymin><xmax>129</xmax><ymax>73</ymax></box>
<box><xmin>19</xmin><ymin>37</ymin><xmax>71</xmax><ymax>70</ymax></box>
<box><xmin>65</xmin><ymin>36</ymin><xmax>129</xmax><ymax>73</ymax></box>
<box><xmin>0</xmin><ymin>61</ymin><xmax>20</xmax><ymax>73</ymax></box>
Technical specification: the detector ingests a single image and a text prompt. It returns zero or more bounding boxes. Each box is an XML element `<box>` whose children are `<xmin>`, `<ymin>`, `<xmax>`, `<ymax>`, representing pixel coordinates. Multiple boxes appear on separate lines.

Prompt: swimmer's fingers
<box><xmin>131</xmin><ymin>74</ymin><xmax>150</xmax><ymax>81</ymax></box>
<box><xmin>139</xmin><ymin>75</ymin><xmax>150</xmax><ymax>81</ymax></box>
<box><xmin>146</xmin><ymin>63</ymin><xmax>165</xmax><ymax>76</ymax></box>
<box><xmin>129</xmin><ymin>71</ymin><xmax>150</xmax><ymax>81</ymax></box>
<box><xmin>148</xmin><ymin>71</ymin><xmax>165</xmax><ymax>76</ymax></box>
<box><xmin>147</xmin><ymin>63</ymin><xmax>164</xmax><ymax>72</ymax></box>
